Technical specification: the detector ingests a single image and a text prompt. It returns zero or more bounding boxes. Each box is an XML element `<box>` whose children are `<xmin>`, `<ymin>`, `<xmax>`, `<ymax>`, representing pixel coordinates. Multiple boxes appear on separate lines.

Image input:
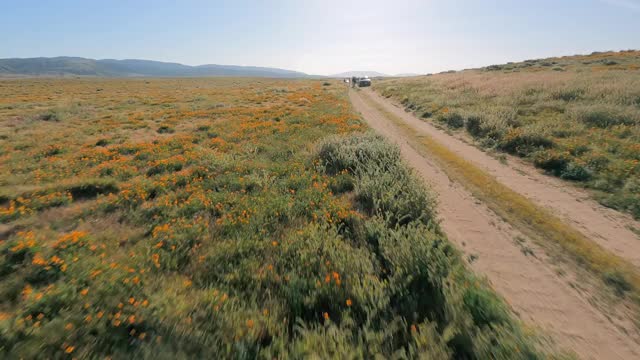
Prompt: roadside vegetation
<box><xmin>0</xmin><ymin>79</ymin><xmax>551</xmax><ymax>358</ymax></box>
<box><xmin>359</xmin><ymin>90</ymin><xmax>640</xmax><ymax>308</ymax></box>
<box><xmin>375</xmin><ymin>50</ymin><xmax>640</xmax><ymax>219</ymax></box>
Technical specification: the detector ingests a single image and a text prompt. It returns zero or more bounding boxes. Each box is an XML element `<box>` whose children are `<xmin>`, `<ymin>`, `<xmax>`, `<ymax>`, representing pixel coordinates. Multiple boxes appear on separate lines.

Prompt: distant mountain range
<box><xmin>330</xmin><ymin>71</ymin><xmax>389</xmax><ymax>78</ymax></box>
<box><xmin>0</xmin><ymin>57</ymin><xmax>312</xmax><ymax>78</ymax></box>
<box><xmin>330</xmin><ymin>71</ymin><xmax>422</xmax><ymax>78</ymax></box>
<box><xmin>394</xmin><ymin>73</ymin><xmax>422</xmax><ymax>77</ymax></box>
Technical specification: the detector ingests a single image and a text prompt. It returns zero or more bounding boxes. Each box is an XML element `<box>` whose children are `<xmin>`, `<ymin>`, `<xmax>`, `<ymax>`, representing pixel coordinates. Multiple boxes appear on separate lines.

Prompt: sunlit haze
<box><xmin>2</xmin><ymin>0</ymin><xmax>640</xmax><ymax>74</ymax></box>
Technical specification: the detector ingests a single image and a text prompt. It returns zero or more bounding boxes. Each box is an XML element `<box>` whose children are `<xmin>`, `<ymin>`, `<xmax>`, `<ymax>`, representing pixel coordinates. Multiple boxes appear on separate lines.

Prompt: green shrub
<box><xmin>329</xmin><ymin>173</ymin><xmax>354</xmax><ymax>194</ymax></box>
<box><xmin>316</xmin><ymin>133</ymin><xmax>401</xmax><ymax>175</ymax></box>
<box><xmin>146</xmin><ymin>161</ymin><xmax>183</xmax><ymax>176</ymax></box>
<box><xmin>498</xmin><ymin>128</ymin><xmax>554</xmax><ymax>157</ymax></box>
<box><xmin>95</xmin><ymin>138</ymin><xmax>109</xmax><ymax>147</ymax></box>
<box><xmin>59</xmin><ymin>179</ymin><xmax>117</xmax><ymax>200</ymax></box>
<box><xmin>560</xmin><ymin>162</ymin><xmax>592</xmax><ymax>181</ymax></box>
<box><xmin>532</xmin><ymin>150</ymin><xmax>569</xmax><ymax>175</ymax></box>
<box><xmin>318</xmin><ymin>133</ymin><xmax>436</xmax><ymax>227</ymax></box>
<box><xmin>465</xmin><ymin>114</ymin><xmax>485</xmax><ymax>137</ymax></box>
<box><xmin>39</xmin><ymin>110</ymin><xmax>62</xmax><ymax>122</ymax></box>
<box><xmin>157</xmin><ymin>125</ymin><xmax>175</xmax><ymax>134</ymax></box>
<box><xmin>437</xmin><ymin>111</ymin><xmax>465</xmax><ymax>129</ymax></box>
<box><xmin>355</xmin><ymin>167</ymin><xmax>436</xmax><ymax>227</ymax></box>
<box><xmin>551</xmin><ymin>88</ymin><xmax>584</xmax><ymax>101</ymax></box>
<box><xmin>572</xmin><ymin>105</ymin><xmax>639</xmax><ymax>128</ymax></box>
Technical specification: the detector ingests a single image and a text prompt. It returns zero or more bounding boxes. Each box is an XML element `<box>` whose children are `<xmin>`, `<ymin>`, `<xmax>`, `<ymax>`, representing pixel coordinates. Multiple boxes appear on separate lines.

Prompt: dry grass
<box><xmin>376</xmin><ymin>50</ymin><xmax>640</xmax><ymax>218</ymax></box>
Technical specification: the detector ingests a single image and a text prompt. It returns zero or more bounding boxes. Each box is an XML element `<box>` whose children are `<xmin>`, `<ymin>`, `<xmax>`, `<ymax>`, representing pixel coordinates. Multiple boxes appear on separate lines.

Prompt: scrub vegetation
<box><xmin>375</xmin><ymin>50</ymin><xmax>640</xmax><ymax>219</ymax></box>
<box><xmin>0</xmin><ymin>79</ymin><xmax>550</xmax><ymax>358</ymax></box>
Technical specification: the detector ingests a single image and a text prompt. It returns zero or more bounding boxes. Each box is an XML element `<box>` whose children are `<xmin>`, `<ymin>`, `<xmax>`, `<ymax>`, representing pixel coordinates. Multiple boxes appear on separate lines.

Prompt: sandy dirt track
<box><xmin>364</xmin><ymin>89</ymin><xmax>640</xmax><ymax>266</ymax></box>
<box><xmin>349</xmin><ymin>88</ymin><xmax>640</xmax><ymax>359</ymax></box>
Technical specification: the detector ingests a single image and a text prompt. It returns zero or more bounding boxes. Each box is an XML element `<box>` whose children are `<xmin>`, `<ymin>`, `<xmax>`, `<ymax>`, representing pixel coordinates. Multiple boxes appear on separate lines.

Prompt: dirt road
<box><xmin>349</xmin><ymin>88</ymin><xmax>640</xmax><ymax>359</ymax></box>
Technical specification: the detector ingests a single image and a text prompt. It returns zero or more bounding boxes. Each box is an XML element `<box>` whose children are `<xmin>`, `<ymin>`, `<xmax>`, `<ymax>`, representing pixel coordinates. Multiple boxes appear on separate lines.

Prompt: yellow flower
<box><xmin>346</xmin><ymin>299</ymin><xmax>352</xmax><ymax>307</ymax></box>
<box><xmin>65</xmin><ymin>346</ymin><xmax>75</xmax><ymax>354</ymax></box>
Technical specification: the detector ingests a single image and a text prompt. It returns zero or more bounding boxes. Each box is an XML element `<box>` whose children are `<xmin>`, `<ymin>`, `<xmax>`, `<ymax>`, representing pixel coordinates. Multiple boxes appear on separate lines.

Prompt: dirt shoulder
<box><xmin>365</xmin><ymin>89</ymin><xmax>640</xmax><ymax>266</ymax></box>
<box><xmin>349</xmin><ymin>88</ymin><xmax>640</xmax><ymax>359</ymax></box>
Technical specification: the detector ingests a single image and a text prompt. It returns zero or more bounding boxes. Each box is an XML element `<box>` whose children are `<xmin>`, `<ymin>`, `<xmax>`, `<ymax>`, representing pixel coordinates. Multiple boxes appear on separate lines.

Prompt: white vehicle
<box><xmin>357</xmin><ymin>77</ymin><xmax>371</xmax><ymax>87</ymax></box>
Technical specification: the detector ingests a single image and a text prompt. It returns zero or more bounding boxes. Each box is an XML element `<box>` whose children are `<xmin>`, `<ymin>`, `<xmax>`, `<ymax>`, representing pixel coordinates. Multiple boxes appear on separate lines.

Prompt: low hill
<box><xmin>394</xmin><ymin>73</ymin><xmax>422</xmax><ymax>77</ymax></box>
<box><xmin>0</xmin><ymin>57</ymin><xmax>311</xmax><ymax>78</ymax></box>
<box><xmin>331</xmin><ymin>71</ymin><xmax>389</xmax><ymax>78</ymax></box>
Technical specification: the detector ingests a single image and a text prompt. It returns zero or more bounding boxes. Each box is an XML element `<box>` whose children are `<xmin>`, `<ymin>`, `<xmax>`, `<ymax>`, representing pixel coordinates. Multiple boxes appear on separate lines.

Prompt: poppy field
<box><xmin>0</xmin><ymin>78</ymin><xmax>549</xmax><ymax>358</ymax></box>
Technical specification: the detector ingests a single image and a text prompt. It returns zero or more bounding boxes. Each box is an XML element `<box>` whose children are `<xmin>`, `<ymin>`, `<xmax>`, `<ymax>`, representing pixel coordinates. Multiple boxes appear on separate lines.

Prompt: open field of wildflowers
<box><xmin>375</xmin><ymin>50</ymin><xmax>640</xmax><ymax>218</ymax></box>
<box><xmin>0</xmin><ymin>78</ymin><xmax>550</xmax><ymax>358</ymax></box>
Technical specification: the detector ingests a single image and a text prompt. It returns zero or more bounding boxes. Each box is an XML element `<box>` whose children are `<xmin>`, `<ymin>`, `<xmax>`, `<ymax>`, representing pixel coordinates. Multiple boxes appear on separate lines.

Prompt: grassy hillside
<box><xmin>0</xmin><ymin>57</ymin><xmax>310</xmax><ymax>78</ymax></box>
<box><xmin>0</xmin><ymin>79</ymin><xmax>550</xmax><ymax>358</ymax></box>
<box><xmin>375</xmin><ymin>50</ymin><xmax>640</xmax><ymax>218</ymax></box>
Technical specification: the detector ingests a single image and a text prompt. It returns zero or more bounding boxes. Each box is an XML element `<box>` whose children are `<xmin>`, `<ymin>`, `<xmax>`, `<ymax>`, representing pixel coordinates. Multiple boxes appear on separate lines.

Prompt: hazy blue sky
<box><xmin>2</xmin><ymin>0</ymin><xmax>639</xmax><ymax>75</ymax></box>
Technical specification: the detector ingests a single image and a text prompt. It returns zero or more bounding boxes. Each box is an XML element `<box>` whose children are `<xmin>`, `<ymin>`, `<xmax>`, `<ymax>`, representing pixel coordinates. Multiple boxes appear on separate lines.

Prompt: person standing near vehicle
<box><xmin>351</xmin><ymin>76</ymin><xmax>356</xmax><ymax>88</ymax></box>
